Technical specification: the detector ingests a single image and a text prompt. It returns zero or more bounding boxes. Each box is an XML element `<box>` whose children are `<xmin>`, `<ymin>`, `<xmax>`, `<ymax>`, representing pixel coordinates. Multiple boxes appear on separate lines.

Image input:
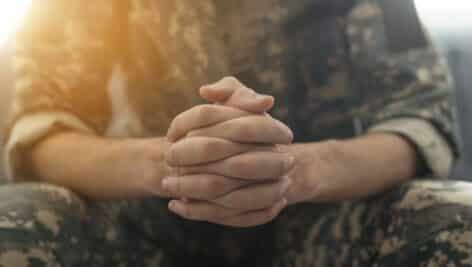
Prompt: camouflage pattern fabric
<box><xmin>0</xmin><ymin>0</ymin><xmax>469</xmax><ymax>266</ymax></box>
<box><xmin>1</xmin><ymin>181</ymin><xmax>472</xmax><ymax>266</ymax></box>
<box><xmin>7</xmin><ymin>0</ymin><xmax>456</xmax><ymax>150</ymax></box>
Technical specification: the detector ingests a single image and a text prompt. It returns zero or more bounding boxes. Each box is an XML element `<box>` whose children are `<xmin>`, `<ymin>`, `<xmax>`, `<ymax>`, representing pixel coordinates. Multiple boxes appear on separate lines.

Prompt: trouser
<box><xmin>0</xmin><ymin>180</ymin><xmax>472</xmax><ymax>267</ymax></box>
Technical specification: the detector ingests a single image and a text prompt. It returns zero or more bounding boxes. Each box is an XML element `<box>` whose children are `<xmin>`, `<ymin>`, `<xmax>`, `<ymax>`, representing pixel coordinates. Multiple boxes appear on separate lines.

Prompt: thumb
<box><xmin>200</xmin><ymin>80</ymin><xmax>274</xmax><ymax>114</ymax></box>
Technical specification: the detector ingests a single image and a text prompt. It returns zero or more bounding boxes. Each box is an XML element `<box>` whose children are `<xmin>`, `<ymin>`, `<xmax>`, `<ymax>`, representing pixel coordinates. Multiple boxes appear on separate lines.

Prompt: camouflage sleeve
<box><xmin>4</xmin><ymin>1</ymin><xmax>119</xmax><ymax>181</ymax></box>
<box><xmin>346</xmin><ymin>0</ymin><xmax>457</xmax><ymax>178</ymax></box>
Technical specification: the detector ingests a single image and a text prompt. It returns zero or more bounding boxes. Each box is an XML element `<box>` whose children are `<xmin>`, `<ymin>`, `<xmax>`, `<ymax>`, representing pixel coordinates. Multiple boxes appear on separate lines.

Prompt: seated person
<box><xmin>2</xmin><ymin>0</ymin><xmax>472</xmax><ymax>266</ymax></box>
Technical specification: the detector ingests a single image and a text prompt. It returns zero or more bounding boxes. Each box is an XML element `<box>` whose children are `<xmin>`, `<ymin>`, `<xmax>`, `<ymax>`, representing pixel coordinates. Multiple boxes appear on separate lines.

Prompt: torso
<box><xmin>114</xmin><ymin>0</ymin><xmax>358</xmax><ymax>264</ymax></box>
<box><xmin>115</xmin><ymin>0</ymin><xmax>358</xmax><ymax>141</ymax></box>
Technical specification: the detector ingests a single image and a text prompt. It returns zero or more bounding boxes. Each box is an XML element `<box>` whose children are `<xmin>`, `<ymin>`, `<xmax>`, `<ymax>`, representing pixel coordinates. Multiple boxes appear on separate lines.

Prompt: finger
<box><xmin>167</xmin><ymin>105</ymin><xmax>252</xmax><ymax>142</ymax></box>
<box><xmin>167</xmin><ymin>137</ymin><xmax>274</xmax><ymax>167</ymax></box>
<box><xmin>210</xmin><ymin>198</ymin><xmax>287</xmax><ymax>228</ymax></box>
<box><xmin>199</xmin><ymin>77</ymin><xmax>244</xmax><ymax>102</ymax></box>
<box><xmin>225</xmin><ymin>87</ymin><xmax>274</xmax><ymax>114</ymax></box>
<box><xmin>187</xmin><ymin>115</ymin><xmax>294</xmax><ymax>144</ymax></box>
<box><xmin>201</xmin><ymin>85</ymin><xmax>274</xmax><ymax>114</ymax></box>
<box><xmin>168</xmin><ymin>199</ymin><xmax>243</xmax><ymax>221</ymax></box>
<box><xmin>162</xmin><ymin>175</ymin><xmax>251</xmax><ymax>200</ymax></box>
<box><xmin>180</xmin><ymin>151</ymin><xmax>295</xmax><ymax>180</ymax></box>
<box><xmin>200</xmin><ymin>77</ymin><xmax>274</xmax><ymax>113</ymax></box>
<box><xmin>212</xmin><ymin>177</ymin><xmax>291</xmax><ymax>210</ymax></box>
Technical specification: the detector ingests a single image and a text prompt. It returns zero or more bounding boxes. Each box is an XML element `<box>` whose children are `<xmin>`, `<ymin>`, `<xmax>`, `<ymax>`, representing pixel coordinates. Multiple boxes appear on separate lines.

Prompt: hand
<box><xmin>164</xmin><ymin>77</ymin><xmax>294</xmax><ymax>227</ymax></box>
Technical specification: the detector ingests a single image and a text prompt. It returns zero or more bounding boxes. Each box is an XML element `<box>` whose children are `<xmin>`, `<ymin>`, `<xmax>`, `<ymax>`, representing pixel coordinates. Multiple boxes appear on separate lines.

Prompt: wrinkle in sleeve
<box><xmin>346</xmin><ymin>0</ymin><xmax>458</xmax><ymax>178</ymax></box>
<box><xmin>4</xmin><ymin>1</ymin><xmax>119</xmax><ymax>182</ymax></box>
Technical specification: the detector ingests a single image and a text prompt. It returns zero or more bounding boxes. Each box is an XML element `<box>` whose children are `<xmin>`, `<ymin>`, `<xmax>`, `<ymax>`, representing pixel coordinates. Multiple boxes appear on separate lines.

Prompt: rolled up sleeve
<box><xmin>346</xmin><ymin>0</ymin><xmax>458</xmax><ymax>178</ymax></box>
<box><xmin>3</xmin><ymin>1</ymin><xmax>118</xmax><ymax>182</ymax></box>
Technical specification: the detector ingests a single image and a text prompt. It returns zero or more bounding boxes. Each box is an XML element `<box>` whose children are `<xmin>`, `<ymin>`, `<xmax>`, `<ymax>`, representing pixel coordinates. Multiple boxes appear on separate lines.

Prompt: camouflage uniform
<box><xmin>1</xmin><ymin>0</ymin><xmax>471</xmax><ymax>266</ymax></box>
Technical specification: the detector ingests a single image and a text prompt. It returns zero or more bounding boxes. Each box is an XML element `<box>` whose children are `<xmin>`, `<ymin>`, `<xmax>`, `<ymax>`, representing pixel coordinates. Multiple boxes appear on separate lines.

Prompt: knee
<box><xmin>377</xmin><ymin>227</ymin><xmax>472</xmax><ymax>266</ymax></box>
<box><xmin>0</xmin><ymin>183</ymin><xmax>88</xmax><ymax>266</ymax></box>
<box><xmin>378</xmin><ymin>180</ymin><xmax>472</xmax><ymax>257</ymax></box>
<box><xmin>0</xmin><ymin>183</ymin><xmax>86</xmax><ymax>236</ymax></box>
<box><xmin>392</xmin><ymin>180</ymin><xmax>472</xmax><ymax>211</ymax></box>
<box><xmin>387</xmin><ymin>180</ymin><xmax>472</xmax><ymax>233</ymax></box>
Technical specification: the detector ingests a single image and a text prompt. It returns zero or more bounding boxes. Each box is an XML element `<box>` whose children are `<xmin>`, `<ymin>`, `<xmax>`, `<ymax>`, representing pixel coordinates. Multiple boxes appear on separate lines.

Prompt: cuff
<box><xmin>4</xmin><ymin>111</ymin><xmax>95</xmax><ymax>182</ymax></box>
<box><xmin>368</xmin><ymin>118</ymin><xmax>454</xmax><ymax>178</ymax></box>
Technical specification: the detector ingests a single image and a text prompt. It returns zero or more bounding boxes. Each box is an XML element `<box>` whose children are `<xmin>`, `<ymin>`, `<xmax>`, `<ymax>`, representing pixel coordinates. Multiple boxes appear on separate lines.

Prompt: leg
<box><xmin>272</xmin><ymin>180</ymin><xmax>472</xmax><ymax>267</ymax></box>
<box><xmin>0</xmin><ymin>183</ymin><xmax>175</xmax><ymax>267</ymax></box>
<box><xmin>374</xmin><ymin>180</ymin><xmax>472</xmax><ymax>266</ymax></box>
<box><xmin>121</xmin><ymin>197</ymin><xmax>275</xmax><ymax>267</ymax></box>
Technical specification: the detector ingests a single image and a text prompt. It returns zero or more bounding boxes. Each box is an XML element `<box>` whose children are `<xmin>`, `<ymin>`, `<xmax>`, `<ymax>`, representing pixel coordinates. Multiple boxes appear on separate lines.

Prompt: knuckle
<box><xmin>278</xmin><ymin>156</ymin><xmax>287</xmax><ymax>176</ymax></box>
<box><xmin>230</xmin><ymin>156</ymin><xmax>250</xmax><ymax>174</ymax></box>
<box><xmin>166</xmin><ymin>146</ymin><xmax>178</xmax><ymax>166</ymax></box>
<box><xmin>205</xmin><ymin>177</ymin><xmax>225</xmax><ymax>197</ymax></box>
<box><xmin>208</xmin><ymin>177</ymin><xmax>223</xmax><ymax>191</ymax></box>
<box><xmin>267</xmin><ymin>184</ymin><xmax>281</xmax><ymax>202</ymax></box>
<box><xmin>235</xmin><ymin>122</ymin><xmax>253</xmax><ymax>139</ymax></box>
<box><xmin>222</xmin><ymin>76</ymin><xmax>240</xmax><ymax>86</ymax></box>
<box><xmin>173</xmin><ymin>178</ymin><xmax>183</xmax><ymax>195</ymax></box>
<box><xmin>195</xmin><ymin>105</ymin><xmax>214</xmax><ymax>121</ymax></box>
<box><xmin>199</xmin><ymin>138</ymin><xmax>216</xmax><ymax>156</ymax></box>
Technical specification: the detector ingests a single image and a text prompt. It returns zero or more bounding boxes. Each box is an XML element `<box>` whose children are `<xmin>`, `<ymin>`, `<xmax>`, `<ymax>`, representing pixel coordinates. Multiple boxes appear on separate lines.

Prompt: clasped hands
<box><xmin>162</xmin><ymin>77</ymin><xmax>296</xmax><ymax>227</ymax></box>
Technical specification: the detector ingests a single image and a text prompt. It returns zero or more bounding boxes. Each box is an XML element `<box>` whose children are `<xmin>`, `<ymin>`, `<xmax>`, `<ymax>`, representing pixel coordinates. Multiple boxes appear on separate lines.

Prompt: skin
<box><xmin>162</xmin><ymin>77</ymin><xmax>417</xmax><ymax>227</ymax></box>
<box><xmin>31</xmin><ymin>76</ymin><xmax>417</xmax><ymax>228</ymax></box>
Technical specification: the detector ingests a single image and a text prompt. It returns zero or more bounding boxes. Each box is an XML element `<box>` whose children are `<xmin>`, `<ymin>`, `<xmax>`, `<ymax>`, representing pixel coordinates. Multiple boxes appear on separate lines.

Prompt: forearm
<box><xmin>287</xmin><ymin>133</ymin><xmax>417</xmax><ymax>203</ymax></box>
<box><xmin>333</xmin><ymin>133</ymin><xmax>417</xmax><ymax>193</ymax></box>
<box><xmin>31</xmin><ymin>132</ymin><xmax>171</xmax><ymax>200</ymax></box>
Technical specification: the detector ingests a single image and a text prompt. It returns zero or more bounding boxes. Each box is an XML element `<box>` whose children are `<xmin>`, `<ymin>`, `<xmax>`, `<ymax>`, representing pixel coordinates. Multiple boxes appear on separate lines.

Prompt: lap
<box><xmin>0</xmin><ymin>183</ymin><xmax>174</xmax><ymax>267</ymax></box>
<box><xmin>0</xmin><ymin>183</ymin><xmax>273</xmax><ymax>266</ymax></box>
<box><xmin>3</xmin><ymin>180</ymin><xmax>472</xmax><ymax>266</ymax></box>
<box><xmin>121</xmin><ymin>197</ymin><xmax>274</xmax><ymax>266</ymax></box>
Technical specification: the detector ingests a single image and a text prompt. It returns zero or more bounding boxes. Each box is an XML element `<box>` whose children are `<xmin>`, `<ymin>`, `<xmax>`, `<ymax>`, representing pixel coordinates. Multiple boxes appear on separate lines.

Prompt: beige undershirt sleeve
<box><xmin>4</xmin><ymin>111</ymin><xmax>95</xmax><ymax>182</ymax></box>
<box><xmin>369</xmin><ymin>118</ymin><xmax>454</xmax><ymax>178</ymax></box>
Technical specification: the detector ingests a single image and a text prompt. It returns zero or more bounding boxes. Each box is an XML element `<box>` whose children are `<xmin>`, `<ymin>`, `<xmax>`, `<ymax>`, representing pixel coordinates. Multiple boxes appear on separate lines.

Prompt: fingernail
<box><xmin>255</xmin><ymin>94</ymin><xmax>270</xmax><ymax>100</ymax></box>
<box><xmin>287</xmin><ymin>129</ymin><xmax>294</xmax><ymax>141</ymax></box>
<box><xmin>200</xmin><ymin>84</ymin><xmax>213</xmax><ymax>90</ymax></box>
<box><xmin>168</xmin><ymin>200</ymin><xmax>177</xmax><ymax>210</ymax></box>
<box><xmin>280</xmin><ymin>198</ymin><xmax>288</xmax><ymax>208</ymax></box>
<box><xmin>280</xmin><ymin>177</ymin><xmax>292</xmax><ymax>195</ymax></box>
<box><xmin>168</xmin><ymin>200</ymin><xmax>181</xmax><ymax>213</ymax></box>
<box><xmin>284</xmin><ymin>156</ymin><xmax>295</xmax><ymax>172</ymax></box>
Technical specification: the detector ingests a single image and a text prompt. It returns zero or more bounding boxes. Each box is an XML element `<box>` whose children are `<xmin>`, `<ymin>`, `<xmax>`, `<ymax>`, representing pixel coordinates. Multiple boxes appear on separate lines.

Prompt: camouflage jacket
<box><xmin>4</xmin><ymin>0</ymin><xmax>456</xmax><ymax>181</ymax></box>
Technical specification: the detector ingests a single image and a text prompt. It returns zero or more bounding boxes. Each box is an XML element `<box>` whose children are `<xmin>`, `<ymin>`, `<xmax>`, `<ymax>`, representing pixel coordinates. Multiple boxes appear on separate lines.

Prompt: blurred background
<box><xmin>414</xmin><ymin>0</ymin><xmax>472</xmax><ymax>177</ymax></box>
<box><xmin>0</xmin><ymin>1</ymin><xmax>471</xmax><ymax>180</ymax></box>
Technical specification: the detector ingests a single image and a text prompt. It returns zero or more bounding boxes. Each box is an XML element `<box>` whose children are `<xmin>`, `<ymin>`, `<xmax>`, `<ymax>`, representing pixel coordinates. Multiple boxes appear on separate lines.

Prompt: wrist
<box><xmin>286</xmin><ymin>134</ymin><xmax>416</xmax><ymax>204</ymax></box>
<box><xmin>283</xmin><ymin>140</ymin><xmax>341</xmax><ymax>204</ymax></box>
<box><xmin>119</xmin><ymin>137</ymin><xmax>173</xmax><ymax>198</ymax></box>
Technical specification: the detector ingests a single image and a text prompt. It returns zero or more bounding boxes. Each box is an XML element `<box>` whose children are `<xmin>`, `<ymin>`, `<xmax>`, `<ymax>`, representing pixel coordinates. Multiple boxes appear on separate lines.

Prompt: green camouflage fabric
<box><xmin>2</xmin><ymin>181</ymin><xmax>472</xmax><ymax>267</ymax></box>
<box><xmin>1</xmin><ymin>0</ymin><xmax>471</xmax><ymax>266</ymax></box>
<box><xmin>8</xmin><ymin>0</ymin><xmax>456</xmax><ymax>144</ymax></box>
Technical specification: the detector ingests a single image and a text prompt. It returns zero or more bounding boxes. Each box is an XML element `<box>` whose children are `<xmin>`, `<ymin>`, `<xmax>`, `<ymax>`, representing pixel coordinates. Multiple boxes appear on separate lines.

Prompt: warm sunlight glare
<box><xmin>0</xmin><ymin>0</ymin><xmax>32</xmax><ymax>46</ymax></box>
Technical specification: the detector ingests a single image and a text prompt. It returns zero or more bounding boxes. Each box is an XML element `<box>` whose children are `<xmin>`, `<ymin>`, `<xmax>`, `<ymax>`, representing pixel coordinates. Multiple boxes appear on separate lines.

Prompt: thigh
<box><xmin>122</xmin><ymin>197</ymin><xmax>277</xmax><ymax>267</ymax></box>
<box><xmin>373</xmin><ymin>180</ymin><xmax>472</xmax><ymax>267</ymax></box>
<box><xmin>0</xmin><ymin>183</ymin><xmax>175</xmax><ymax>267</ymax></box>
<box><xmin>272</xmin><ymin>180</ymin><xmax>472</xmax><ymax>267</ymax></box>
<box><xmin>272</xmin><ymin>199</ymin><xmax>384</xmax><ymax>267</ymax></box>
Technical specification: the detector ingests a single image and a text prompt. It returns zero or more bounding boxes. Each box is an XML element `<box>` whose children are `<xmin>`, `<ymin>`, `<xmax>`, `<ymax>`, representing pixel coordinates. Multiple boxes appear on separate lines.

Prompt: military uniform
<box><xmin>1</xmin><ymin>0</ymin><xmax>472</xmax><ymax>266</ymax></box>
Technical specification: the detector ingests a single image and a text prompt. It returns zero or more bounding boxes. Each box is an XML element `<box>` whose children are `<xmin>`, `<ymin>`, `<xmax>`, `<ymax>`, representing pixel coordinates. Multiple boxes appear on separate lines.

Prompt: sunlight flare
<box><xmin>0</xmin><ymin>0</ymin><xmax>32</xmax><ymax>46</ymax></box>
